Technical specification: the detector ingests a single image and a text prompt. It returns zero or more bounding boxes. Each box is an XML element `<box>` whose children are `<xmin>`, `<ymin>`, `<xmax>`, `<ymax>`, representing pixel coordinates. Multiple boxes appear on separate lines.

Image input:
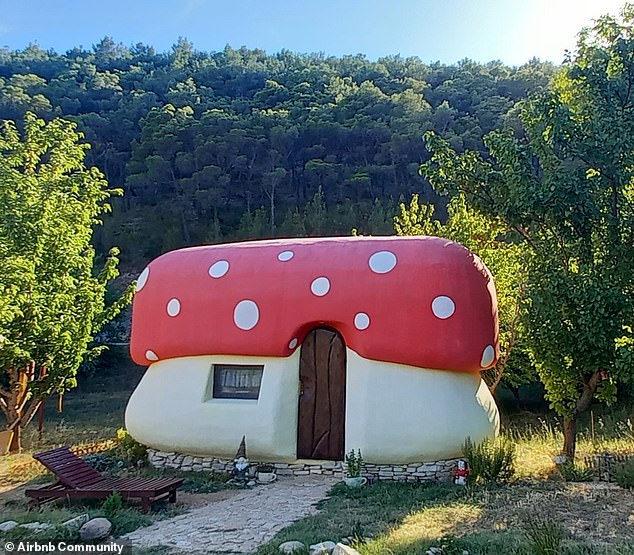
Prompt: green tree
<box><xmin>422</xmin><ymin>5</ymin><xmax>634</xmax><ymax>459</ymax></box>
<box><xmin>304</xmin><ymin>186</ymin><xmax>327</xmax><ymax>235</ymax></box>
<box><xmin>0</xmin><ymin>39</ymin><xmax>556</xmax><ymax>264</ymax></box>
<box><xmin>0</xmin><ymin>113</ymin><xmax>132</xmax><ymax>452</ymax></box>
<box><xmin>395</xmin><ymin>194</ymin><xmax>533</xmax><ymax>397</ymax></box>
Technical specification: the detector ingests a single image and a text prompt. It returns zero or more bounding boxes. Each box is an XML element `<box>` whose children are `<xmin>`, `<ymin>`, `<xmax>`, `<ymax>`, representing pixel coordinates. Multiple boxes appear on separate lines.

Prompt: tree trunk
<box><xmin>1</xmin><ymin>362</ymin><xmax>45</xmax><ymax>453</ymax></box>
<box><xmin>488</xmin><ymin>363</ymin><xmax>504</xmax><ymax>394</ymax></box>
<box><xmin>8</xmin><ymin>424</ymin><xmax>21</xmax><ymax>453</ymax></box>
<box><xmin>180</xmin><ymin>208</ymin><xmax>192</xmax><ymax>244</ymax></box>
<box><xmin>561</xmin><ymin>370</ymin><xmax>601</xmax><ymax>461</ymax></box>
<box><xmin>563</xmin><ymin>416</ymin><xmax>577</xmax><ymax>460</ymax></box>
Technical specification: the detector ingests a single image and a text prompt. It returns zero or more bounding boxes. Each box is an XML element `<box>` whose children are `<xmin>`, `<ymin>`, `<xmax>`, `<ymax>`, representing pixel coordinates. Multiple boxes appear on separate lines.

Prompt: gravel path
<box><xmin>124</xmin><ymin>476</ymin><xmax>337</xmax><ymax>554</ymax></box>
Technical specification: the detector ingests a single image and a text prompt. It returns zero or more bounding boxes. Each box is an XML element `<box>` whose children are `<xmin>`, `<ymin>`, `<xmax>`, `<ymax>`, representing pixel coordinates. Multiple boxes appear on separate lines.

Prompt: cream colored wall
<box><xmin>125</xmin><ymin>353</ymin><xmax>300</xmax><ymax>460</ymax></box>
<box><xmin>125</xmin><ymin>349</ymin><xmax>499</xmax><ymax>463</ymax></box>
<box><xmin>344</xmin><ymin>350</ymin><xmax>499</xmax><ymax>463</ymax></box>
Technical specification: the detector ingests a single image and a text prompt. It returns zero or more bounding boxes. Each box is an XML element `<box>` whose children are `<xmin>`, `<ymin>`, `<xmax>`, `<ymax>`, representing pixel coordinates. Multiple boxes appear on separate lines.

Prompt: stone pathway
<box><xmin>124</xmin><ymin>476</ymin><xmax>338</xmax><ymax>554</ymax></box>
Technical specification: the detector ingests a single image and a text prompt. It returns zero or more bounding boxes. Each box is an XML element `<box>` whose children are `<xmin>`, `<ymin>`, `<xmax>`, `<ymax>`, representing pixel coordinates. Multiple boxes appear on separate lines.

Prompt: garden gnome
<box><xmin>231</xmin><ymin>435</ymin><xmax>250</xmax><ymax>485</ymax></box>
<box><xmin>453</xmin><ymin>459</ymin><xmax>470</xmax><ymax>485</ymax></box>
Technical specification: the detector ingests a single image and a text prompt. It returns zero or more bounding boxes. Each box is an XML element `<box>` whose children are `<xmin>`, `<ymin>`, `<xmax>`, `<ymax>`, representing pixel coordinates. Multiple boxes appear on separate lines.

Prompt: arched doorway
<box><xmin>297</xmin><ymin>328</ymin><xmax>346</xmax><ymax>460</ymax></box>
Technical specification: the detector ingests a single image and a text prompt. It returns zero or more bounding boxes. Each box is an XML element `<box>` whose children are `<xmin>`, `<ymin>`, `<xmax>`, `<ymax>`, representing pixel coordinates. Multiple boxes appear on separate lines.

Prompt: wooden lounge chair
<box><xmin>25</xmin><ymin>446</ymin><xmax>184</xmax><ymax>512</ymax></box>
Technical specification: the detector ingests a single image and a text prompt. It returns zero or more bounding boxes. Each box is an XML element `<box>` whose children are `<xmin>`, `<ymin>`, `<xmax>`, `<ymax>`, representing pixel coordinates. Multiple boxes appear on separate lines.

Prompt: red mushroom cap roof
<box><xmin>130</xmin><ymin>236</ymin><xmax>499</xmax><ymax>372</ymax></box>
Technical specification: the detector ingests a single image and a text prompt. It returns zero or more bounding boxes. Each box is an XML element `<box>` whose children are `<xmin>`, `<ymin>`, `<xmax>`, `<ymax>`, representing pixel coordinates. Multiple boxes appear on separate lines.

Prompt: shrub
<box><xmin>83</xmin><ymin>452</ymin><xmax>122</xmax><ymax>472</ymax></box>
<box><xmin>558</xmin><ymin>461</ymin><xmax>594</xmax><ymax>482</ymax></box>
<box><xmin>177</xmin><ymin>470</ymin><xmax>232</xmax><ymax>493</ymax></box>
<box><xmin>524</xmin><ymin>516</ymin><xmax>564</xmax><ymax>555</ymax></box>
<box><xmin>114</xmin><ymin>428</ymin><xmax>147</xmax><ymax>466</ymax></box>
<box><xmin>108</xmin><ymin>508</ymin><xmax>152</xmax><ymax>535</ymax></box>
<box><xmin>101</xmin><ymin>491</ymin><xmax>124</xmax><ymax>518</ymax></box>
<box><xmin>614</xmin><ymin>459</ymin><xmax>634</xmax><ymax>489</ymax></box>
<box><xmin>462</xmin><ymin>436</ymin><xmax>515</xmax><ymax>484</ymax></box>
<box><xmin>256</xmin><ymin>463</ymin><xmax>275</xmax><ymax>473</ymax></box>
<box><xmin>0</xmin><ymin>524</ymin><xmax>78</xmax><ymax>544</ymax></box>
<box><xmin>435</xmin><ymin>535</ymin><xmax>470</xmax><ymax>555</ymax></box>
<box><xmin>350</xmin><ymin>521</ymin><xmax>366</xmax><ymax>544</ymax></box>
<box><xmin>345</xmin><ymin>449</ymin><xmax>363</xmax><ymax>477</ymax></box>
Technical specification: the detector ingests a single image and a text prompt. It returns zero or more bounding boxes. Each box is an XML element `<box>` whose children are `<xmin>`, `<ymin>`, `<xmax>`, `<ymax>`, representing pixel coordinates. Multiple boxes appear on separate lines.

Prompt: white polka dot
<box><xmin>209</xmin><ymin>260</ymin><xmax>229</xmax><ymax>278</ymax></box>
<box><xmin>432</xmin><ymin>296</ymin><xmax>455</xmax><ymax>319</ymax></box>
<box><xmin>310</xmin><ymin>277</ymin><xmax>330</xmax><ymax>296</ymax></box>
<box><xmin>369</xmin><ymin>251</ymin><xmax>397</xmax><ymax>274</ymax></box>
<box><xmin>289</xmin><ymin>338</ymin><xmax>298</xmax><ymax>349</ymax></box>
<box><xmin>145</xmin><ymin>350</ymin><xmax>159</xmax><ymax>361</ymax></box>
<box><xmin>278</xmin><ymin>250</ymin><xmax>294</xmax><ymax>262</ymax></box>
<box><xmin>481</xmin><ymin>345</ymin><xmax>496</xmax><ymax>368</ymax></box>
<box><xmin>234</xmin><ymin>300</ymin><xmax>259</xmax><ymax>330</ymax></box>
<box><xmin>136</xmin><ymin>267</ymin><xmax>150</xmax><ymax>292</ymax></box>
<box><xmin>354</xmin><ymin>313</ymin><xmax>370</xmax><ymax>330</ymax></box>
<box><xmin>166</xmin><ymin>298</ymin><xmax>181</xmax><ymax>317</ymax></box>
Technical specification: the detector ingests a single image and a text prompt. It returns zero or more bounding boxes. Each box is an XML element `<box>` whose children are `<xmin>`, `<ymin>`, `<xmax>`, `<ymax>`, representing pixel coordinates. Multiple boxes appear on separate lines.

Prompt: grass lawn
<box><xmin>2</xmin><ymin>347</ymin><xmax>634</xmax><ymax>554</ymax></box>
<box><xmin>254</xmin><ymin>480</ymin><xmax>634</xmax><ymax>555</ymax></box>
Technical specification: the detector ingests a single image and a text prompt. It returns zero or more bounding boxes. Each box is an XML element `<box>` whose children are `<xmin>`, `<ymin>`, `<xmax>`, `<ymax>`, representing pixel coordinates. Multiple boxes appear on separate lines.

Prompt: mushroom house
<box><xmin>126</xmin><ymin>236</ymin><xmax>500</xmax><ymax>466</ymax></box>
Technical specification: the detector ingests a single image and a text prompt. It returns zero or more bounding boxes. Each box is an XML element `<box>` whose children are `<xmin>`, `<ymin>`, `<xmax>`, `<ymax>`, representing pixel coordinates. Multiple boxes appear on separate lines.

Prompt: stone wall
<box><xmin>148</xmin><ymin>449</ymin><xmax>458</xmax><ymax>482</ymax></box>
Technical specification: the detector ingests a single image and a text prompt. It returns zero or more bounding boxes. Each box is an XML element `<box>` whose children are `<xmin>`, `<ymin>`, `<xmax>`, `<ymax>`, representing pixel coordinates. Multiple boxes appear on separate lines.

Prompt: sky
<box><xmin>0</xmin><ymin>0</ymin><xmax>627</xmax><ymax>67</ymax></box>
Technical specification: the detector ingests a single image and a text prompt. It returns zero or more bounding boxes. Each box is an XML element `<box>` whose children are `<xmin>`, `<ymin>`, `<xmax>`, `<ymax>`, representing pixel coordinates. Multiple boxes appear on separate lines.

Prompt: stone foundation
<box><xmin>147</xmin><ymin>449</ymin><xmax>459</xmax><ymax>482</ymax></box>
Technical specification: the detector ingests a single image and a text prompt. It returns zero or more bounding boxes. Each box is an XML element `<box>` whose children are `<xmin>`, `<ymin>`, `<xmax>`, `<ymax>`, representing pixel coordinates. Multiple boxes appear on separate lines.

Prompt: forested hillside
<box><xmin>0</xmin><ymin>38</ymin><xmax>556</xmax><ymax>269</ymax></box>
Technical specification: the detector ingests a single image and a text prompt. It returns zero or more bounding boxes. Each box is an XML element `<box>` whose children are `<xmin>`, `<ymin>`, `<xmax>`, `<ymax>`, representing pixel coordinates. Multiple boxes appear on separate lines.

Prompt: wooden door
<box><xmin>297</xmin><ymin>328</ymin><xmax>346</xmax><ymax>460</ymax></box>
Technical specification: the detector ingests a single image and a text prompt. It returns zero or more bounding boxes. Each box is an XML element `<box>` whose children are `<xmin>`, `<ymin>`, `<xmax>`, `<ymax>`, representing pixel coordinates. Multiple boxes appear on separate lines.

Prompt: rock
<box><xmin>0</xmin><ymin>521</ymin><xmax>18</xmax><ymax>532</ymax></box>
<box><xmin>20</xmin><ymin>522</ymin><xmax>53</xmax><ymax>532</ymax></box>
<box><xmin>425</xmin><ymin>548</ymin><xmax>442</xmax><ymax>555</ymax></box>
<box><xmin>79</xmin><ymin>518</ymin><xmax>113</xmax><ymax>541</ymax></box>
<box><xmin>310</xmin><ymin>541</ymin><xmax>337</xmax><ymax>554</ymax></box>
<box><xmin>279</xmin><ymin>540</ymin><xmax>307</xmax><ymax>554</ymax></box>
<box><xmin>333</xmin><ymin>544</ymin><xmax>363</xmax><ymax>555</ymax></box>
<box><xmin>61</xmin><ymin>514</ymin><xmax>90</xmax><ymax>530</ymax></box>
<box><xmin>247</xmin><ymin>480</ymin><xmax>257</xmax><ymax>487</ymax></box>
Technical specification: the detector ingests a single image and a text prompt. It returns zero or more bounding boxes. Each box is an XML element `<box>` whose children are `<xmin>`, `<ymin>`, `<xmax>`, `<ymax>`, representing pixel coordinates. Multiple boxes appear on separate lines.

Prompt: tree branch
<box><xmin>574</xmin><ymin>370</ymin><xmax>601</xmax><ymax>415</ymax></box>
<box><xmin>20</xmin><ymin>399</ymin><xmax>43</xmax><ymax>430</ymax></box>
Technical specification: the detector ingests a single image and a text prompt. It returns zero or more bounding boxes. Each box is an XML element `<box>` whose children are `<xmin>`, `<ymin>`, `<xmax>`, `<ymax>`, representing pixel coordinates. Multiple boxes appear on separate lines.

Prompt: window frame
<box><xmin>211</xmin><ymin>363</ymin><xmax>264</xmax><ymax>400</ymax></box>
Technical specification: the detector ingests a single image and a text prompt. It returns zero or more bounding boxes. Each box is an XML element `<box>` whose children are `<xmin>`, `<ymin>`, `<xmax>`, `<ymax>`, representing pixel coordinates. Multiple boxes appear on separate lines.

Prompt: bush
<box><xmin>0</xmin><ymin>524</ymin><xmax>79</xmax><ymax>544</ymax></box>
<box><xmin>558</xmin><ymin>461</ymin><xmax>594</xmax><ymax>482</ymax></box>
<box><xmin>256</xmin><ymin>463</ymin><xmax>275</xmax><ymax>473</ymax></box>
<box><xmin>345</xmin><ymin>449</ymin><xmax>363</xmax><ymax>477</ymax></box>
<box><xmin>83</xmin><ymin>452</ymin><xmax>123</xmax><ymax>472</ymax></box>
<box><xmin>177</xmin><ymin>470</ymin><xmax>232</xmax><ymax>493</ymax></box>
<box><xmin>350</xmin><ymin>521</ymin><xmax>366</xmax><ymax>544</ymax></box>
<box><xmin>524</xmin><ymin>516</ymin><xmax>564</xmax><ymax>555</ymax></box>
<box><xmin>462</xmin><ymin>436</ymin><xmax>515</xmax><ymax>484</ymax></box>
<box><xmin>108</xmin><ymin>508</ymin><xmax>152</xmax><ymax>535</ymax></box>
<box><xmin>114</xmin><ymin>428</ymin><xmax>147</xmax><ymax>466</ymax></box>
<box><xmin>101</xmin><ymin>491</ymin><xmax>124</xmax><ymax>518</ymax></box>
<box><xmin>614</xmin><ymin>459</ymin><xmax>634</xmax><ymax>489</ymax></box>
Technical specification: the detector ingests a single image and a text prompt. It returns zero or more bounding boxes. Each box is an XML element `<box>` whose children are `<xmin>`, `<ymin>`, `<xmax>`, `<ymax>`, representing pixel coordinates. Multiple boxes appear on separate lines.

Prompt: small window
<box><xmin>212</xmin><ymin>364</ymin><xmax>263</xmax><ymax>400</ymax></box>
